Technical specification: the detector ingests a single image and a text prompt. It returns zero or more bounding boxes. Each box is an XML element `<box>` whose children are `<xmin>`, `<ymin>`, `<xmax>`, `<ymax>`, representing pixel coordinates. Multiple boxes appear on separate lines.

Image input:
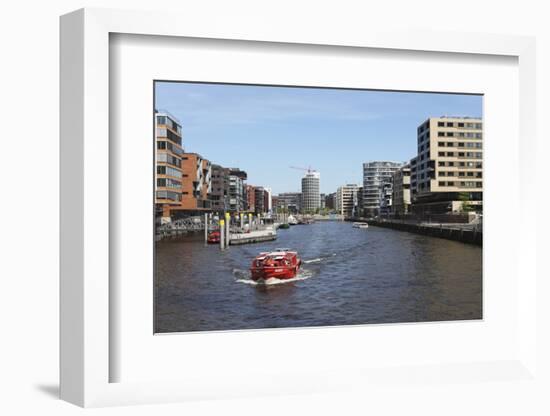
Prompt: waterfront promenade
<box><xmin>347</xmin><ymin>213</ymin><xmax>482</xmax><ymax>246</ymax></box>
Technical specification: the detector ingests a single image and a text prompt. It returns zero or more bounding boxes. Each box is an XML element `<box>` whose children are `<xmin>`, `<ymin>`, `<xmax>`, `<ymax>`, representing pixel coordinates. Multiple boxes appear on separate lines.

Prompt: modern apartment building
<box><xmin>228</xmin><ymin>174</ymin><xmax>244</xmax><ymax>212</ymax></box>
<box><xmin>228</xmin><ymin>168</ymin><xmax>247</xmax><ymax>181</ymax></box>
<box><xmin>263</xmin><ymin>187</ymin><xmax>272</xmax><ymax>214</ymax></box>
<box><xmin>245</xmin><ymin>184</ymin><xmax>256</xmax><ymax>212</ymax></box>
<box><xmin>276</xmin><ymin>192</ymin><xmax>302</xmax><ymax>214</ymax></box>
<box><xmin>324</xmin><ymin>193</ymin><xmax>336</xmax><ymax>211</ymax></box>
<box><xmin>180</xmin><ymin>153</ymin><xmax>212</xmax><ymax>211</ymax></box>
<box><xmin>155</xmin><ymin>111</ymin><xmax>184</xmax><ymax>220</ymax></box>
<box><xmin>392</xmin><ymin>165</ymin><xmax>411</xmax><ymax>215</ymax></box>
<box><xmin>355</xmin><ymin>187</ymin><xmax>363</xmax><ymax>217</ymax></box>
<box><xmin>254</xmin><ymin>186</ymin><xmax>266</xmax><ymax>214</ymax></box>
<box><xmin>210</xmin><ymin>164</ymin><xmax>229</xmax><ymax>213</ymax></box>
<box><xmin>414</xmin><ymin>116</ymin><xmax>483</xmax><ymax>213</ymax></box>
<box><xmin>336</xmin><ymin>184</ymin><xmax>360</xmax><ymax>218</ymax></box>
<box><xmin>362</xmin><ymin>161</ymin><xmax>403</xmax><ymax>217</ymax></box>
<box><xmin>410</xmin><ymin>156</ymin><xmax>418</xmax><ymax>202</ymax></box>
<box><xmin>301</xmin><ymin>171</ymin><xmax>321</xmax><ymax>213</ymax></box>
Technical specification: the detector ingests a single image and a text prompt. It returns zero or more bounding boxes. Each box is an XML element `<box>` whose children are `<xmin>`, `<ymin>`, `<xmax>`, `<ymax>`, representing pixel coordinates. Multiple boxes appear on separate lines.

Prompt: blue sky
<box><xmin>155</xmin><ymin>82</ymin><xmax>482</xmax><ymax>194</ymax></box>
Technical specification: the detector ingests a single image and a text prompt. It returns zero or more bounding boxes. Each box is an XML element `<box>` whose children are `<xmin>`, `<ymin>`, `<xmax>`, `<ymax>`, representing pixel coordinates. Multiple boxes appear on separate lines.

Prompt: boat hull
<box><xmin>250</xmin><ymin>265</ymin><xmax>299</xmax><ymax>281</ymax></box>
<box><xmin>249</xmin><ymin>250</ymin><xmax>301</xmax><ymax>281</ymax></box>
<box><xmin>207</xmin><ymin>231</ymin><xmax>220</xmax><ymax>244</ymax></box>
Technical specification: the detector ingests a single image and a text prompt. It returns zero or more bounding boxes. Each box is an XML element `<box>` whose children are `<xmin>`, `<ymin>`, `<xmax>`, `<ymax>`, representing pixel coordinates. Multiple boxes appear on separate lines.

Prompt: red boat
<box><xmin>207</xmin><ymin>231</ymin><xmax>220</xmax><ymax>244</ymax></box>
<box><xmin>250</xmin><ymin>248</ymin><xmax>302</xmax><ymax>281</ymax></box>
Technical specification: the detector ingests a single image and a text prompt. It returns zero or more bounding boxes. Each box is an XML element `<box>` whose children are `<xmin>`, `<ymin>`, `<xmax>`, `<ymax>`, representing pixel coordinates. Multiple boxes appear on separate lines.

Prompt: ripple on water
<box><xmin>155</xmin><ymin>221</ymin><xmax>482</xmax><ymax>332</ymax></box>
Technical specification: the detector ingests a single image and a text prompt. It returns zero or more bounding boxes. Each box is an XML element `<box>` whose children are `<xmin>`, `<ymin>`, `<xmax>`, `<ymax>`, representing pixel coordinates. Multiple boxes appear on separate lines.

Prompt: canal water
<box><xmin>155</xmin><ymin>221</ymin><xmax>482</xmax><ymax>333</ymax></box>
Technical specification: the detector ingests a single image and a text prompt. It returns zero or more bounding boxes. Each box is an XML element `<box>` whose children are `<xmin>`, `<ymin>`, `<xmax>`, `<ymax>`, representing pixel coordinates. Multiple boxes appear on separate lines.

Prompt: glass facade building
<box><xmin>362</xmin><ymin>161</ymin><xmax>404</xmax><ymax>216</ymax></box>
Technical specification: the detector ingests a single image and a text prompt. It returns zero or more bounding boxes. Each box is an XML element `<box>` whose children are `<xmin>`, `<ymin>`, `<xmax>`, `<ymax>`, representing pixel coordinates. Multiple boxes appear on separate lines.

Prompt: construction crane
<box><xmin>289</xmin><ymin>165</ymin><xmax>317</xmax><ymax>174</ymax></box>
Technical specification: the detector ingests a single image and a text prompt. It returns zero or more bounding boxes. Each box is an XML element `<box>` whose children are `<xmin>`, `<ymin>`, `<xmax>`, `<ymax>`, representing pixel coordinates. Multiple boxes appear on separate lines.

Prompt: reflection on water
<box><xmin>155</xmin><ymin>221</ymin><xmax>482</xmax><ymax>333</ymax></box>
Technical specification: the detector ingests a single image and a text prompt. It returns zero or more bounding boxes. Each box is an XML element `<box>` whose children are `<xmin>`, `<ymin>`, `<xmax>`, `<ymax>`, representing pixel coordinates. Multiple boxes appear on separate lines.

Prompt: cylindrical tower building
<box><xmin>301</xmin><ymin>171</ymin><xmax>320</xmax><ymax>213</ymax></box>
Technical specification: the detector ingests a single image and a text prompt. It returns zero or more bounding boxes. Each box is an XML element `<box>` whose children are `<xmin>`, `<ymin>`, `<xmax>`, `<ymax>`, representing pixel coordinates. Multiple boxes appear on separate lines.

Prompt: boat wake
<box><xmin>303</xmin><ymin>253</ymin><xmax>336</xmax><ymax>264</ymax></box>
<box><xmin>233</xmin><ymin>268</ymin><xmax>314</xmax><ymax>286</ymax></box>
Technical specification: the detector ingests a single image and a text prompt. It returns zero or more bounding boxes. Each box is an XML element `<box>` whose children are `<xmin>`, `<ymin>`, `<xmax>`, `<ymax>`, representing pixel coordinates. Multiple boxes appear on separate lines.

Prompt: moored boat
<box><xmin>353</xmin><ymin>222</ymin><xmax>369</xmax><ymax>229</ymax></box>
<box><xmin>250</xmin><ymin>248</ymin><xmax>301</xmax><ymax>281</ymax></box>
<box><xmin>207</xmin><ymin>231</ymin><xmax>221</xmax><ymax>244</ymax></box>
<box><xmin>287</xmin><ymin>215</ymin><xmax>298</xmax><ymax>225</ymax></box>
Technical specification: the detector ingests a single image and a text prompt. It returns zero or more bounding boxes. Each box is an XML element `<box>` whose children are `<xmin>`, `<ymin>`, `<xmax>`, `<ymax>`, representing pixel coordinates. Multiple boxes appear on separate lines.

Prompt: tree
<box><xmin>457</xmin><ymin>192</ymin><xmax>475</xmax><ymax>212</ymax></box>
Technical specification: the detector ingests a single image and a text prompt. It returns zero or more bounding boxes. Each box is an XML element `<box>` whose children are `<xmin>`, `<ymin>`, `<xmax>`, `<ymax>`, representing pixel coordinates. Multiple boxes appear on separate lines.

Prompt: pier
<box><xmin>347</xmin><ymin>213</ymin><xmax>482</xmax><ymax>246</ymax></box>
<box><xmin>229</xmin><ymin>228</ymin><xmax>277</xmax><ymax>245</ymax></box>
<box><xmin>156</xmin><ymin>213</ymin><xmax>279</xmax><ymax>247</ymax></box>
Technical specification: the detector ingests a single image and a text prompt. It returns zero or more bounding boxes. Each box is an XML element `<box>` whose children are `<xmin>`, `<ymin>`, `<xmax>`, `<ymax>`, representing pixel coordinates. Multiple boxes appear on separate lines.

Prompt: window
<box><xmin>446</xmin><ymin>132</ymin><xmax>454</xmax><ymax>137</ymax></box>
<box><xmin>439</xmin><ymin>172</ymin><xmax>446</xmax><ymax>177</ymax></box>
<box><xmin>459</xmin><ymin>172</ymin><xmax>465</xmax><ymax>177</ymax></box>
<box><xmin>458</xmin><ymin>142</ymin><xmax>465</xmax><ymax>147</ymax></box>
<box><xmin>438</xmin><ymin>132</ymin><xmax>445</xmax><ymax>137</ymax></box>
<box><xmin>438</xmin><ymin>161</ymin><xmax>445</xmax><ymax>166</ymax></box>
<box><xmin>438</xmin><ymin>142</ymin><xmax>445</xmax><ymax>147</ymax></box>
<box><xmin>446</xmin><ymin>122</ymin><xmax>454</xmax><ymax>127</ymax></box>
<box><xmin>448</xmin><ymin>162</ymin><xmax>455</xmax><ymax>167</ymax></box>
<box><xmin>447</xmin><ymin>142</ymin><xmax>453</xmax><ymax>147</ymax></box>
<box><xmin>438</xmin><ymin>152</ymin><xmax>445</xmax><ymax>156</ymax></box>
<box><xmin>475</xmin><ymin>123</ymin><xmax>482</xmax><ymax>129</ymax></box>
<box><xmin>166</xmin><ymin>129</ymin><xmax>182</xmax><ymax>146</ymax></box>
<box><xmin>438</xmin><ymin>121</ymin><xmax>444</xmax><ymax>127</ymax></box>
<box><xmin>157</xmin><ymin>141</ymin><xmax>166</xmax><ymax>149</ymax></box>
<box><xmin>458</xmin><ymin>122</ymin><xmax>464</xmax><ymax>128</ymax></box>
<box><xmin>459</xmin><ymin>152</ymin><xmax>465</xmax><ymax>157</ymax></box>
<box><xmin>447</xmin><ymin>181</ymin><xmax>455</xmax><ymax>186</ymax></box>
<box><xmin>438</xmin><ymin>181</ymin><xmax>445</xmax><ymax>186</ymax></box>
<box><xmin>475</xmin><ymin>133</ymin><xmax>482</xmax><ymax>138</ymax></box>
<box><xmin>458</xmin><ymin>132</ymin><xmax>465</xmax><ymax>137</ymax></box>
<box><xmin>447</xmin><ymin>152</ymin><xmax>454</xmax><ymax>156</ymax></box>
<box><xmin>157</xmin><ymin>177</ymin><xmax>182</xmax><ymax>189</ymax></box>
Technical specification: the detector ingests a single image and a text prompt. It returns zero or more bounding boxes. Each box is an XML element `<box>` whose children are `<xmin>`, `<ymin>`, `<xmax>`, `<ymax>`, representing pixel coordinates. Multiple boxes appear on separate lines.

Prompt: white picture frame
<box><xmin>60</xmin><ymin>8</ymin><xmax>539</xmax><ymax>408</ymax></box>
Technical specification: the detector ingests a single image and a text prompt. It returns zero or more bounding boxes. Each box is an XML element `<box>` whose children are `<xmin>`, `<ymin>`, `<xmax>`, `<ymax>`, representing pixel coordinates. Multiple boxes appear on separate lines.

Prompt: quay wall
<box><xmin>364</xmin><ymin>220</ymin><xmax>482</xmax><ymax>246</ymax></box>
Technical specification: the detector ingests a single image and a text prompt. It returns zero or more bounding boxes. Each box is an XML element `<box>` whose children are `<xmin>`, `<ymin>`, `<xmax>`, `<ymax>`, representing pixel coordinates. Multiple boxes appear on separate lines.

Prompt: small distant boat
<box><xmin>207</xmin><ymin>231</ymin><xmax>221</xmax><ymax>244</ymax></box>
<box><xmin>250</xmin><ymin>248</ymin><xmax>302</xmax><ymax>281</ymax></box>
<box><xmin>288</xmin><ymin>215</ymin><xmax>298</xmax><ymax>225</ymax></box>
<box><xmin>353</xmin><ymin>222</ymin><xmax>369</xmax><ymax>229</ymax></box>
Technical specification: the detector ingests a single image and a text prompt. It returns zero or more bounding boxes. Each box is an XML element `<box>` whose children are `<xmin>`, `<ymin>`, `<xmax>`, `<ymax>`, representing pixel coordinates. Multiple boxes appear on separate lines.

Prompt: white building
<box><xmin>362</xmin><ymin>161</ymin><xmax>404</xmax><ymax>216</ymax></box>
<box><xmin>336</xmin><ymin>184</ymin><xmax>360</xmax><ymax>218</ymax></box>
<box><xmin>392</xmin><ymin>165</ymin><xmax>411</xmax><ymax>214</ymax></box>
<box><xmin>301</xmin><ymin>171</ymin><xmax>321</xmax><ymax>213</ymax></box>
<box><xmin>263</xmin><ymin>187</ymin><xmax>272</xmax><ymax>214</ymax></box>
